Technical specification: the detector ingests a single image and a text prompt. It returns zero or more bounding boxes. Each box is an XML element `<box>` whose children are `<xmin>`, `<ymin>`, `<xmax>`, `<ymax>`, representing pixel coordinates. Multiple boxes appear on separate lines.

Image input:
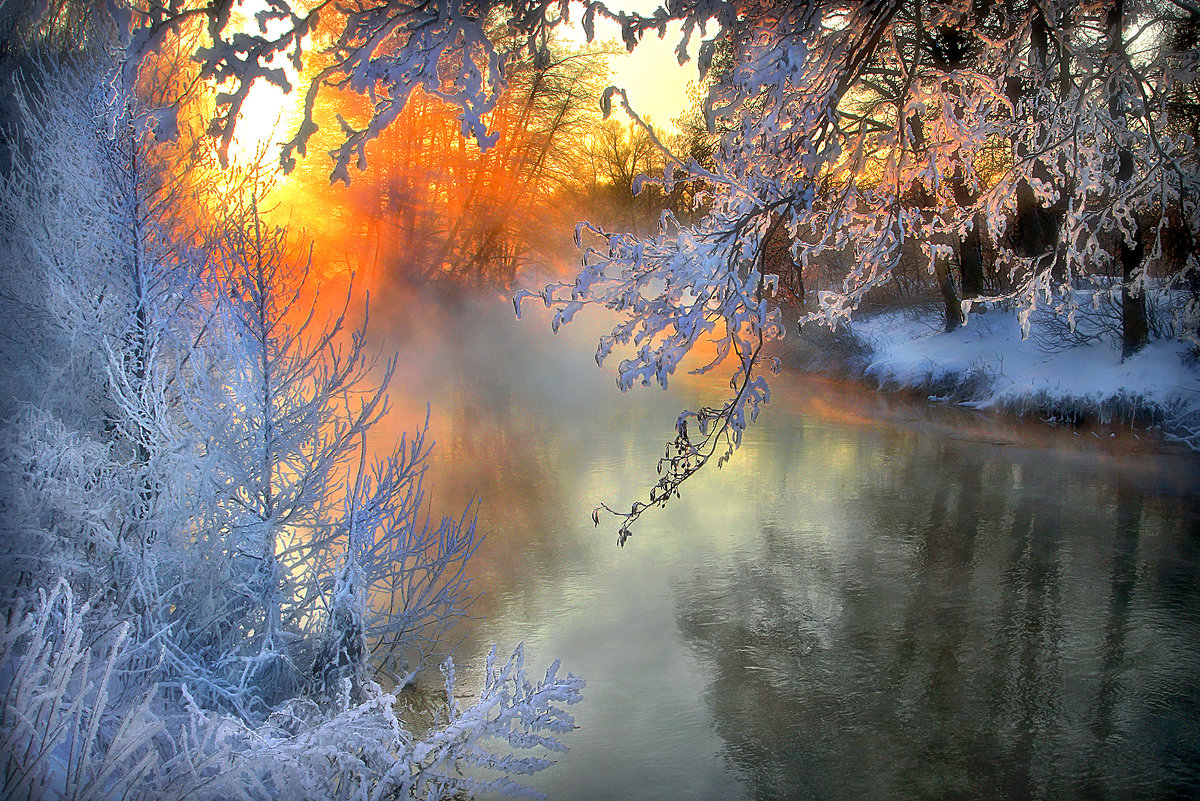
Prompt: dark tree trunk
<box><xmin>762</xmin><ymin>213</ymin><xmax>805</xmax><ymax>307</ymax></box>
<box><xmin>1120</xmin><ymin>228</ymin><xmax>1148</xmax><ymax>358</ymax></box>
<box><xmin>948</xmin><ymin>172</ymin><xmax>988</xmax><ymax>300</ymax></box>
<box><xmin>1007</xmin><ymin>6</ymin><xmax>1069</xmax><ymax>286</ymax></box>
<box><xmin>1012</xmin><ymin>182</ymin><xmax>1059</xmax><ymax>259</ymax></box>
<box><xmin>960</xmin><ymin>212</ymin><xmax>987</xmax><ymax>299</ymax></box>
<box><xmin>1109</xmin><ymin>0</ymin><xmax>1148</xmax><ymax>359</ymax></box>
<box><xmin>910</xmin><ymin>111</ymin><xmax>962</xmax><ymax>333</ymax></box>
<box><xmin>935</xmin><ymin>258</ymin><xmax>963</xmax><ymax>332</ymax></box>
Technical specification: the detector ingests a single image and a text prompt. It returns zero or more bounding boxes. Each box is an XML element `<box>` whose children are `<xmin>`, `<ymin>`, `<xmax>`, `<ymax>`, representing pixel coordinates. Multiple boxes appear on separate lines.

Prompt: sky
<box><xmin>226</xmin><ymin>1</ymin><xmax>706</xmax><ymax>165</ymax></box>
<box><xmin>555</xmin><ymin>5</ymin><xmax>705</xmax><ymax>129</ymax></box>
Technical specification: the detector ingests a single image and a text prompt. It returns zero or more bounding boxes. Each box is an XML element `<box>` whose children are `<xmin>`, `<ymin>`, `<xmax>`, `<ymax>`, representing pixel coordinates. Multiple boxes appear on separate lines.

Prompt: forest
<box><xmin>0</xmin><ymin>0</ymin><xmax>1198</xmax><ymax>799</ymax></box>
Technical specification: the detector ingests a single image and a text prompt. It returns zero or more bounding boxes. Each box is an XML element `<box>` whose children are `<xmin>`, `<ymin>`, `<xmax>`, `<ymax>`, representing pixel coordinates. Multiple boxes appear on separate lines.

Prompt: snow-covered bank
<box><xmin>784</xmin><ymin>308</ymin><xmax>1200</xmax><ymax>450</ymax></box>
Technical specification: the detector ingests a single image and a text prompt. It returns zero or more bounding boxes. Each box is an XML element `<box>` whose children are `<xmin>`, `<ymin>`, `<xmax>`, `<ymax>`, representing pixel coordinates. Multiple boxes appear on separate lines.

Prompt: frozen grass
<box><xmin>788</xmin><ymin>306</ymin><xmax>1200</xmax><ymax>449</ymax></box>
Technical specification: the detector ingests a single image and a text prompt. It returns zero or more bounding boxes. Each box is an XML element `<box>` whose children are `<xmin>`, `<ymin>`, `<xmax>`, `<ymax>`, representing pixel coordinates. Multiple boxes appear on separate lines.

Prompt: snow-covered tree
<box><xmin>165</xmin><ymin>195</ymin><xmax>483</xmax><ymax>716</ymax></box>
<box><xmin>2</xmin><ymin>36</ymin><xmax>584</xmax><ymax>799</ymax></box>
<box><xmin>1</xmin><ymin>582</ymin><xmax>584</xmax><ymax>801</ymax></box>
<box><xmin>0</xmin><ymin>50</ymin><xmax>209</xmax><ymax>639</ymax></box>
<box><xmin>527</xmin><ymin>0</ymin><xmax>1200</xmax><ymax>533</ymax></box>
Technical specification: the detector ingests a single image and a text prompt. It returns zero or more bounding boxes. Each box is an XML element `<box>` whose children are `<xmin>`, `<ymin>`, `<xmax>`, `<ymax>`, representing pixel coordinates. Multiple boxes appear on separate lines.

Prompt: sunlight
<box><xmin>216</xmin><ymin>0</ymin><xmax>302</xmax><ymax>172</ymax></box>
<box><xmin>203</xmin><ymin>0</ymin><xmax>712</xmax><ymax>294</ymax></box>
<box><xmin>225</xmin><ymin>79</ymin><xmax>293</xmax><ymax>168</ymax></box>
<box><xmin>557</xmin><ymin>2</ymin><xmax>707</xmax><ymax>130</ymax></box>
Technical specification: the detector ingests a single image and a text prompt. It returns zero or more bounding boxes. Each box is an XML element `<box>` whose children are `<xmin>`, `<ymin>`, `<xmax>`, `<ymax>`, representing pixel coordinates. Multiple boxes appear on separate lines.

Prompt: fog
<box><xmin>358</xmin><ymin>285</ymin><xmax>1200</xmax><ymax>801</ymax></box>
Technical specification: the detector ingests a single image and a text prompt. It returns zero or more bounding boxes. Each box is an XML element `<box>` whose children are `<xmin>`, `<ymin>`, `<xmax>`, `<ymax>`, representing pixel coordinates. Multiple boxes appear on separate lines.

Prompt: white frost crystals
<box><xmin>0</xmin><ymin>48</ymin><xmax>583</xmax><ymax>801</ymax></box>
<box><xmin>0</xmin><ymin>584</ymin><xmax>584</xmax><ymax>801</ymax></box>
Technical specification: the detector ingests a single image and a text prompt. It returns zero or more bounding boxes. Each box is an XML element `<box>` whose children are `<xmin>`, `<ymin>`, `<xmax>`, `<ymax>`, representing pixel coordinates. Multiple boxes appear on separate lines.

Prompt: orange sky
<box><xmin>225</xmin><ymin>1</ymin><xmax>706</xmax><ymax>170</ymax></box>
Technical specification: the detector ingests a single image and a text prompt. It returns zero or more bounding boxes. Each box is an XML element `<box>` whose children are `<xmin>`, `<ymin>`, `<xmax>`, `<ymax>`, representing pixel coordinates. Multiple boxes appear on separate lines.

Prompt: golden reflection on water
<box><xmin>362</xmin><ymin>291</ymin><xmax>1199</xmax><ymax>801</ymax></box>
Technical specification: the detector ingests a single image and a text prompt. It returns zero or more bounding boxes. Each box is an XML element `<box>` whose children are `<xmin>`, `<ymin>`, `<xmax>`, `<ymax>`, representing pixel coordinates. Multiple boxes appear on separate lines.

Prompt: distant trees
<box><xmin>577</xmin><ymin>118</ymin><xmax>663</xmax><ymax>231</ymax></box>
<box><xmin>278</xmin><ymin>34</ymin><xmax>610</xmax><ymax>287</ymax></box>
<box><xmin>35</xmin><ymin>1</ymin><xmax>1198</xmax><ymax>519</ymax></box>
<box><xmin>0</xmin><ymin>42</ymin><xmax>582</xmax><ymax>799</ymax></box>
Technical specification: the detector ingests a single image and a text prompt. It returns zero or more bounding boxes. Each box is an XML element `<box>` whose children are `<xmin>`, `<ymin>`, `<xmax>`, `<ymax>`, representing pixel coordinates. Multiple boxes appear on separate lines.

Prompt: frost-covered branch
<box><xmin>1</xmin><ymin>43</ymin><xmax>586</xmax><ymax>799</ymax></box>
<box><xmin>317</xmin><ymin>421</ymin><xmax>481</xmax><ymax>696</ymax></box>
<box><xmin>0</xmin><ymin>583</ymin><xmax>584</xmax><ymax>801</ymax></box>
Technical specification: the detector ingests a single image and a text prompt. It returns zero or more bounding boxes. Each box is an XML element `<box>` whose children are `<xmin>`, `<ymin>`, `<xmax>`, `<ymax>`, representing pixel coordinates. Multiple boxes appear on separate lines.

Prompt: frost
<box><xmin>0</xmin><ymin>52</ymin><xmax>582</xmax><ymax>800</ymax></box>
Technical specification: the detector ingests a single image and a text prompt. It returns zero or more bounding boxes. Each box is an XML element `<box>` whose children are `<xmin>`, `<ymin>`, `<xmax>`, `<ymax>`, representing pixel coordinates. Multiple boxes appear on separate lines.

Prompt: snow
<box><xmin>849</xmin><ymin>309</ymin><xmax>1200</xmax><ymax>424</ymax></box>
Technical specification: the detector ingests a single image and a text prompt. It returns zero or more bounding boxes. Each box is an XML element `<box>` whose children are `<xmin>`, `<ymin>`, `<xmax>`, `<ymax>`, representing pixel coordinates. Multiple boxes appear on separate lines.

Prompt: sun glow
<box><xmin>217</xmin><ymin>0</ymin><xmax>704</xmax><ymax>177</ymax></box>
<box><xmin>199</xmin><ymin>0</ymin><xmax>712</xmax><ymax>299</ymax></box>
<box><xmin>557</xmin><ymin>2</ymin><xmax>706</xmax><ymax>131</ymax></box>
<box><xmin>214</xmin><ymin>0</ymin><xmax>304</xmax><ymax>173</ymax></box>
<box><xmin>224</xmin><ymin>79</ymin><xmax>296</xmax><ymax>167</ymax></box>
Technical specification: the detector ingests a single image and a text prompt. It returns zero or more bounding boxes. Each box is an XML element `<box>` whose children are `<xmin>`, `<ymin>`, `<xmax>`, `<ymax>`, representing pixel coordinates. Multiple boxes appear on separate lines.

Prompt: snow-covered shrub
<box><xmin>0</xmin><ymin>583</ymin><xmax>584</xmax><ymax>801</ymax></box>
<box><xmin>197</xmin><ymin>645</ymin><xmax>583</xmax><ymax>801</ymax></box>
<box><xmin>1162</xmin><ymin>404</ymin><xmax>1200</xmax><ymax>452</ymax></box>
<box><xmin>0</xmin><ymin>47</ymin><xmax>582</xmax><ymax>801</ymax></box>
<box><xmin>0</xmin><ymin>408</ymin><xmax>119</xmax><ymax>598</ymax></box>
<box><xmin>1031</xmin><ymin>283</ymin><xmax>1180</xmax><ymax>353</ymax></box>
<box><xmin>0</xmin><ymin>582</ymin><xmax>172</xmax><ymax>801</ymax></box>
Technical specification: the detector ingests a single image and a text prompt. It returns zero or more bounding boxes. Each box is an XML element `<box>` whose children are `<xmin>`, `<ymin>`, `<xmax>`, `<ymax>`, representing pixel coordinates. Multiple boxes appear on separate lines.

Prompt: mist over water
<box><xmin>373</xmin><ymin>288</ymin><xmax>1200</xmax><ymax>801</ymax></box>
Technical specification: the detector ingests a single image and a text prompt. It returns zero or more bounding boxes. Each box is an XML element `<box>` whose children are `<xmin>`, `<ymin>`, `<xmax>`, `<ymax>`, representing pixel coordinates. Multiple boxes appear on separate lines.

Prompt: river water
<box><xmin>377</xmin><ymin>289</ymin><xmax>1200</xmax><ymax>801</ymax></box>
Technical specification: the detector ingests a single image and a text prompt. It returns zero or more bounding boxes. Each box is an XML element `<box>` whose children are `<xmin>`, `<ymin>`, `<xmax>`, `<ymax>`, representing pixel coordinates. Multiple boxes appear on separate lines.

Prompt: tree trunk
<box><xmin>960</xmin><ymin>212</ymin><xmax>986</xmax><ymax>299</ymax></box>
<box><xmin>1120</xmin><ymin>227</ymin><xmax>1148</xmax><ymax>358</ymax></box>
<box><xmin>908</xmin><ymin>111</ymin><xmax>962</xmax><ymax>333</ymax></box>
<box><xmin>1109</xmin><ymin>0</ymin><xmax>1148</xmax><ymax>359</ymax></box>
<box><xmin>1009</xmin><ymin>8</ymin><xmax>1066</xmax><ymax>283</ymax></box>
<box><xmin>935</xmin><ymin>258</ymin><xmax>963</xmax><ymax>332</ymax></box>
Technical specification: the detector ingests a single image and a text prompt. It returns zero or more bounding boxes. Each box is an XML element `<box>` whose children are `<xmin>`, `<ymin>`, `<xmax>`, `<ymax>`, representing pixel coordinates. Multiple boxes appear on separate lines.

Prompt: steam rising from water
<box><xmin>363</xmin><ymin>286</ymin><xmax>1200</xmax><ymax>801</ymax></box>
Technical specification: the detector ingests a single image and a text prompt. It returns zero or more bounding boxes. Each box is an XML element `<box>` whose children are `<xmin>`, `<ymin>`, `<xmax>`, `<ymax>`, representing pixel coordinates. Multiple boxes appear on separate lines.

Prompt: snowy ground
<box><xmin>835</xmin><ymin>308</ymin><xmax>1200</xmax><ymax>447</ymax></box>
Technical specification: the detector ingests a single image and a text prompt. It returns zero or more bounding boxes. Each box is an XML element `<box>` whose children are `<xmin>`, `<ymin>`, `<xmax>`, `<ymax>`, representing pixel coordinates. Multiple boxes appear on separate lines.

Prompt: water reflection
<box><xmin>375</xmin><ymin>291</ymin><xmax>1200</xmax><ymax>801</ymax></box>
<box><xmin>676</xmin><ymin>414</ymin><xmax>1200</xmax><ymax>800</ymax></box>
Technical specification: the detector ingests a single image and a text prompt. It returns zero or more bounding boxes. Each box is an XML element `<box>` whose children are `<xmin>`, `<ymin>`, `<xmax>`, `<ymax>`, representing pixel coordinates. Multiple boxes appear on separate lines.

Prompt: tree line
<box><xmin>15</xmin><ymin>0</ymin><xmax>1189</xmax><ymax>536</ymax></box>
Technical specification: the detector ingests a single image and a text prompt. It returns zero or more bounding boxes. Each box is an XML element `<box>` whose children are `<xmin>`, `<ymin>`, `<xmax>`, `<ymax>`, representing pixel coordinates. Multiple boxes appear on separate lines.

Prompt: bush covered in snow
<box><xmin>0</xmin><ymin>584</ymin><xmax>583</xmax><ymax>801</ymax></box>
<box><xmin>0</xmin><ymin>52</ymin><xmax>582</xmax><ymax>801</ymax></box>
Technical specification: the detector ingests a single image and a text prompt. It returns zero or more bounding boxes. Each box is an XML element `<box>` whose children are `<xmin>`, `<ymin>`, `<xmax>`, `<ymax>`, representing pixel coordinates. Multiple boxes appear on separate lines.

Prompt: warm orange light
<box><xmin>225</xmin><ymin>80</ymin><xmax>295</xmax><ymax>169</ymax></box>
<box><xmin>190</xmin><ymin>1</ymin><xmax>713</xmax><ymax>298</ymax></box>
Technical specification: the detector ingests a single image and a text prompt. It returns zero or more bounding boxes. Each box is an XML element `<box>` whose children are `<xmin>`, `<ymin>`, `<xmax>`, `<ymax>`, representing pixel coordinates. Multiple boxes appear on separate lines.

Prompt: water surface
<box><xmin>379</xmin><ymin>291</ymin><xmax>1200</xmax><ymax>801</ymax></box>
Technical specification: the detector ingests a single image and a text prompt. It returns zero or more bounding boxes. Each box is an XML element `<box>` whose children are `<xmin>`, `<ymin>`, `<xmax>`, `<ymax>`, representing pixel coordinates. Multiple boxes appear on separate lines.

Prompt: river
<box><xmin>375</xmin><ymin>288</ymin><xmax>1200</xmax><ymax>801</ymax></box>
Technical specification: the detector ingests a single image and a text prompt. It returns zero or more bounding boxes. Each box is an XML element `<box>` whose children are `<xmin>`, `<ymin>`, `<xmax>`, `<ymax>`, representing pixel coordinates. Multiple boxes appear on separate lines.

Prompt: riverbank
<box><xmin>778</xmin><ymin>307</ymin><xmax>1200</xmax><ymax>451</ymax></box>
